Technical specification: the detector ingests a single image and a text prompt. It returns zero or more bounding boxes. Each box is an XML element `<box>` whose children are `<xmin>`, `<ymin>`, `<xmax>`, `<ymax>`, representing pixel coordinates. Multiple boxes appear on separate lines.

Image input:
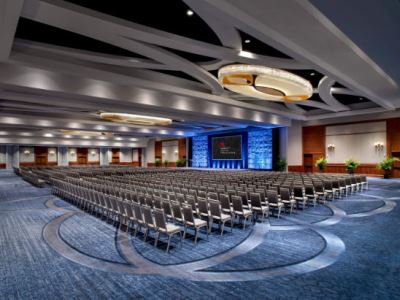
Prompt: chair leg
<box><xmin>154</xmin><ymin>231</ymin><xmax>160</xmax><ymax>247</ymax></box>
<box><xmin>183</xmin><ymin>225</ymin><xmax>187</xmax><ymax>240</ymax></box>
<box><xmin>194</xmin><ymin>227</ymin><xmax>198</xmax><ymax>243</ymax></box>
<box><xmin>221</xmin><ymin>222</ymin><xmax>225</xmax><ymax>236</ymax></box>
<box><xmin>277</xmin><ymin>206</ymin><xmax>281</xmax><ymax>219</ymax></box>
<box><xmin>166</xmin><ymin>235</ymin><xmax>171</xmax><ymax>252</ymax></box>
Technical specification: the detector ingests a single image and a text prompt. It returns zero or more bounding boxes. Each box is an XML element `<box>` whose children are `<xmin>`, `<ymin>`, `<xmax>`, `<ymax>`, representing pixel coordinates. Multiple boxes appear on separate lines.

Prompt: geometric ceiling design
<box><xmin>0</xmin><ymin>0</ymin><xmax>399</xmax><ymax>145</ymax></box>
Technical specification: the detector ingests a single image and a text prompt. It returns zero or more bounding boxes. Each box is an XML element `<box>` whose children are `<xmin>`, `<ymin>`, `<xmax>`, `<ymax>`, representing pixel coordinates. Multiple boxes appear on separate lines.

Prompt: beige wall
<box><xmin>88</xmin><ymin>148</ymin><xmax>99</xmax><ymax>162</ymax></box>
<box><xmin>326</xmin><ymin>122</ymin><xmax>386</xmax><ymax>164</ymax></box>
<box><xmin>19</xmin><ymin>146</ymin><xmax>35</xmax><ymax>163</ymax></box>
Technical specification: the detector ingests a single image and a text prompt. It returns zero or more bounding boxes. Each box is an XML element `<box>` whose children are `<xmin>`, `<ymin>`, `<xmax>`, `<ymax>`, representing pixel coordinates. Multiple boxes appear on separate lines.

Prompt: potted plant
<box><xmin>276</xmin><ymin>159</ymin><xmax>287</xmax><ymax>172</ymax></box>
<box><xmin>163</xmin><ymin>160</ymin><xmax>169</xmax><ymax>168</ymax></box>
<box><xmin>377</xmin><ymin>156</ymin><xmax>399</xmax><ymax>178</ymax></box>
<box><xmin>315</xmin><ymin>157</ymin><xmax>327</xmax><ymax>172</ymax></box>
<box><xmin>345</xmin><ymin>158</ymin><xmax>359</xmax><ymax>174</ymax></box>
<box><xmin>176</xmin><ymin>158</ymin><xmax>186</xmax><ymax>168</ymax></box>
<box><xmin>155</xmin><ymin>158</ymin><xmax>161</xmax><ymax>167</ymax></box>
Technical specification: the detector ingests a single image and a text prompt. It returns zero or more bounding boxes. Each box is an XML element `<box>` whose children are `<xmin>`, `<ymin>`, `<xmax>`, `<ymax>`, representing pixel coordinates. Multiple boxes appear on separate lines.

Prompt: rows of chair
<box><xmin>42</xmin><ymin>167</ymin><xmax>369</xmax><ymax>253</ymax></box>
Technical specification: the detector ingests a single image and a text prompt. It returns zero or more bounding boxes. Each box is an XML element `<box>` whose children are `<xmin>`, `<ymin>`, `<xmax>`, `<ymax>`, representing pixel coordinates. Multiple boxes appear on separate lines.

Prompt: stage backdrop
<box><xmin>191</xmin><ymin>128</ymin><xmax>273</xmax><ymax>169</ymax></box>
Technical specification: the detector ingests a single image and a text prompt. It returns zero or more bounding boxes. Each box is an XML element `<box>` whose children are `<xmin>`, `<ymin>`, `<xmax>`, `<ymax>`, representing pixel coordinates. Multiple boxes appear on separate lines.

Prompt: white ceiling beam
<box><xmin>0</xmin><ymin>0</ymin><xmax>24</xmax><ymax>61</ymax></box>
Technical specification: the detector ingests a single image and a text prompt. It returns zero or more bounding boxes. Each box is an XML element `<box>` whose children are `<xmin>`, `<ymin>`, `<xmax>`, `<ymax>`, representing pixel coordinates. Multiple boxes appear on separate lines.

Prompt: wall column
<box><xmin>58</xmin><ymin>146</ymin><xmax>68</xmax><ymax>166</ymax></box>
<box><xmin>6</xmin><ymin>145</ymin><xmax>19</xmax><ymax>169</ymax></box>
<box><xmin>100</xmin><ymin>148</ymin><xmax>109</xmax><ymax>166</ymax></box>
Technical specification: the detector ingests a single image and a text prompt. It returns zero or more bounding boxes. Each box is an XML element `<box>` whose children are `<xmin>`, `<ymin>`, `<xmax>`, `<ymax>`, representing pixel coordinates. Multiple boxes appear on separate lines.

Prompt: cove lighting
<box><xmin>60</xmin><ymin>130</ymin><xmax>112</xmax><ymax>137</ymax></box>
<box><xmin>100</xmin><ymin>112</ymin><xmax>172</xmax><ymax>126</ymax></box>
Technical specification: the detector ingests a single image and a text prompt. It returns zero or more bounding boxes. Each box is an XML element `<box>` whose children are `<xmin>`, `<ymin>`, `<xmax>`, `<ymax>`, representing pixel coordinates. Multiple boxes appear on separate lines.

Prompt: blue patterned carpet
<box><xmin>1</xmin><ymin>169</ymin><xmax>400</xmax><ymax>299</ymax></box>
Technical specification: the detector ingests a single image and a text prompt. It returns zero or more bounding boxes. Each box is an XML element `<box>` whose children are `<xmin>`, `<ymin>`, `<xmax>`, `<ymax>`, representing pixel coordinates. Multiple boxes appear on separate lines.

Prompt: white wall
<box><xmin>120</xmin><ymin>148</ymin><xmax>133</xmax><ymax>163</ymax></box>
<box><xmin>162</xmin><ymin>140</ymin><xmax>178</xmax><ymax>162</ymax></box>
<box><xmin>287</xmin><ymin>121</ymin><xmax>303</xmax><ymax>165</ymax></box>
<box><xmin>48</xmin><ymin>147</ymin><xmax>58</xmax><ymax>163</ymax></box>
<box><xmin>19</xmin><ymin>146</ymin><xmax>35</xmax><ymax>163</ymax></box>
<box><xmin>68</xmin><ymin>147</ymin><xmax>77</xmax><ymax>162</ymax></box>
<box><xmin>88</xmin><ymin>148</ymin><xmax>99</xmax><ymax>162</ymax></box>
<box><xmin>100</xmin><ymin>148</ymin><xmax>109</xmax><ymax>166</ymax></box>
<box><xmin>326</xmin><ymin>122</ymin><xmax>386</xmax><ymax>163</ymax></box>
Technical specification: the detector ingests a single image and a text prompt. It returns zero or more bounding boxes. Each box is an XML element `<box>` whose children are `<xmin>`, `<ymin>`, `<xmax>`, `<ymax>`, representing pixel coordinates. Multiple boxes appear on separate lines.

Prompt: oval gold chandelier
<box><xmin>100</xmin><ymin>113</ymin><xmax>172</xmax><ymax>126</ymax></box>
<box><xmin>218</xmin><ymin>64</ymin><xmax>313</xmax><ymax>102</ymax></box>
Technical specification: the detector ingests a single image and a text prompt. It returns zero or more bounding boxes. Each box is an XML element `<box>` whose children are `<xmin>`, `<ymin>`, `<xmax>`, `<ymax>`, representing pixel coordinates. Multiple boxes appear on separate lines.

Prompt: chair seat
<box><xmin>252</xmin><ymin>206</ymin><xmax>268</xmax><ymax>212</ymax></box>
<box><xmin>213</xmin><ymin>213</ymin><xmax>231</xmax><ymax>222</ymax></box>
<box><xmin>235</xmin><ymin>209</ymin><xmax>252</xmax><ymax>217</ymax></box>
<box><xmin>193</xmin><ymin>218</ymin><xmax>208</xmax><ymax>227</ymax></box>
<box><xmin>269</xmin><ymin>202</ymin><xmax>283</xmax><ymax>208</ymax></box>
<box><xmin>159</xmin><ymin>223</ymin><xmax>181</xmax><ymax>234</ymax></box>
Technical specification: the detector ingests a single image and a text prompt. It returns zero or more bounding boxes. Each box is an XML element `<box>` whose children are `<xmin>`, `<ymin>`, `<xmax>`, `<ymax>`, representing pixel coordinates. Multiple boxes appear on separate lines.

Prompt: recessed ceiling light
<box><xmin>186</xmin><ymin>10</ymin><xmax>194</xmax><ymax>16</ymax></box>
<box><xmin>44</xmin><ymin>133</ymin><xmax>53</xmax><ymax>138</ymax></box>
<box><xmin>100</xmin><ymin>113</ymin><xmax>172</xmax><ymax>126</ymax></box>
<box><xmin>310</xmin><ymin>72</ymin><xmax>315</xmax><ymax>76</ymax></box>
<box><xmin>244</xmin><ymin>39</ymin><xmax>251</xmax><ymax>44</ymax></box>
<box><xmin>359</xmin><ymin>97</ymin><xmax>363</xmax><ymax>100</ymax></box>
<box><xmin>64</xmin><ymin>135</ymin><xmax>71</xmax><ymax>138</ymax></box>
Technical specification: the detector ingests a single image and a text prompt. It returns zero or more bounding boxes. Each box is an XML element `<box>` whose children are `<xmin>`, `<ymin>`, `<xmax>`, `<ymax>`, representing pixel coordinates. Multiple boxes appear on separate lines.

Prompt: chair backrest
<box><xmin>220</xmin><ymin>194</ymin><xmax>231</xmax><ymax>210</ymax></box>
<box><xmin>280</xmin><ymin>187</ymin><xmax>291</xmax><ymax>201</ymax></box>
<box><xmin>176</xmin><ymin>194</ymin><xmax>185</xmax><ymax>205</ymax></box>
<box><xmin>250</xmin><ymin>192</ymin><xmax>261</xmax><ymax>208</ymax></box>
<box><xmin>304</xmin><ymin>185</ymin><xmax>314</xmax><ymax>195</ymax></box>
<box><xmin>207</xmin><ymin>192</ymin><xmax>219</xmax><ymax>200</ymax></box>
<box><xmin>314</xmin><ymin>183</ymin><xmax>324</xmax><ymax>192</ymax></box>
<box><xmin>198</xmin><ymin>190</ymin><xmax>207</xmax><ymax>198</ymax></box>
<box><xmin>138</xmin><ymin>194</ymin><xmax>146</xmax><ymax>206</ymax></box>
<box><xmin>153</xmin><ymin>196</ymin><xmax>163</xmax><ymax>209</ymax></box>
<box><xmin>133</xmin><ymin>203</ymin><xmax>143</xmax><ymax>222</ymax></box>
<box><xmin>197</xmin><ymin>198</ymin><xmax>209</xmax><ymax>215</ymax></box>
<box><xmin>232</xmin><ymin>195</ymin><xmax>243</xmax><ymax>212</ymax></box>
<box><xmin>293</xmin><ymin>186</ymin><xmax>304</xmax><ymax>197</ymax></box>
<box><xmin>267</xmin><ymin>190</ymin><xmax>278</xmax><ymax>204</ymax></box>
<box><xmin>182</xmin><ymin>204</ymin><xmax>195</xmax><ymax>224</ymax></box>
<box><xmin>186</xmin><ymin>195</ymin><xmax>197</xmax><ymax>210</ymax></box>
<box><xmin>209</xmin><ymin>200</ymin><xmax>221</xmax><ymax>217</ymax></box>
<box><xmin>171</xmin><ymin>201</ymin><xmax>183</xmax><ymax>219</ymax></box>
<box><xmin>162</xmin><ymin>200</ymin><xmax>172</xmax><ymax>216</ymax></box>
<box><xmin>153</xmin><ymin>208</ymin><xmax>167</xmax><ymax>230</ymax></box>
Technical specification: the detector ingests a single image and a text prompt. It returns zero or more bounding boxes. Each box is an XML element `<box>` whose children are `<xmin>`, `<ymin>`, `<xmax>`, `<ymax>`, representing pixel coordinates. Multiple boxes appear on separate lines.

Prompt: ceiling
<box><xmin>0</xmin><ymin>0</ymin><xmax>399</xmax><ymax>146</ymax></box>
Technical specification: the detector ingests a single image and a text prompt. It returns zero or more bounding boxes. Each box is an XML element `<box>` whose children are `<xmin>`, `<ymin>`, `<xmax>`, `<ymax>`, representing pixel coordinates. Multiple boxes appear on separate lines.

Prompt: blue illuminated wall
<box><xmin>192</xmin><ymin>135</ymin><xmax>208</xmax><ymax>167</ymax></box>
<box><xmin>248</xmin><ymin>129</ymin><xmax>273</xmax><ymax>169</ymax></box>
<box><xmin>191</xmin><ymin>128</ymin><xmax>274</xmax><ymax>169</ymax></box>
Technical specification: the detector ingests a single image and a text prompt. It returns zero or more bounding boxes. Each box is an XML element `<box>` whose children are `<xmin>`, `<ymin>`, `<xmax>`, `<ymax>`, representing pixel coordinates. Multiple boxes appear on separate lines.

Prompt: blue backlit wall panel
<box><xmin>192</xmin><ymin>135</ymin><xmax>208</xmax><ymax>167</ymax></box>
<box><xmin>248</xmin><ymin>129</ymin><xmax>273</xmax><ymax>169</ymax></box>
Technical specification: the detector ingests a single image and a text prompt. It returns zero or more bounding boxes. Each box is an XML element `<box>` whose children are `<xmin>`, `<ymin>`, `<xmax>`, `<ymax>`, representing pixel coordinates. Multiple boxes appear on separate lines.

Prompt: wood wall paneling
<box><xmin>302</xmin><ymin>126</ymin><xmax>326</xmax><ymax>173</ymax></box>
<box><xmin>77</xmin><ymin>148</ymin><xmax>88</xmax><ymax>165</ymax></box>
<box><xmin>155</xmin><ymin>141</ymin><xmax>162</xmax><ymax>161</ymax></box>
<box><xmin>178</xmin><ymin>138</ymin><xmax>187</xmax><ymax>159</ymax></box>
<box><xmin>35</xmin><ymin>147</ymin><xmax>48</xmax><ymax>165</ymax></box>
<box><xmin>111</xmin><ymin>148</ymin><xmax>120</xmax><ymax>164</ymax></box>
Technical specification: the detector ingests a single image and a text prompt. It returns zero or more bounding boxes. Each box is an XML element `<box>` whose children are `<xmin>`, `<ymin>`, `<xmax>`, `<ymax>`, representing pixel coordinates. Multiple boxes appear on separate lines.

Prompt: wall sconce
<box><xmin>90</xmin><ymin>150</ymin><xmax>97</xmax><ymax>156</ymax></box>
<box><xmin>374</xmin><ymin>142</ymin><xmax>384</xmax><ymax>151</ymax></box>
<box><xmin>23</xmin><ymin>149</ymin><xmax>31</xmax><ymax>155</ymax></box>
<box><xmin>70</xmin><ymin>150</ymin><xmax>76</xmax><ymax>156</ymax></box>
<box><xmin>327</xmin><ymin>144</ymin><xmax>335</xmax><ymax>150</ymax></box>
<box><xmin>162</xmin><ymin>150</ymin><xmax>166</xmax><ymax>154</ymax></box>
<box><xmin>49</xmin><ymin>150</ymin><xmax>56</xmax><ymax>155</ymax></box>
<box><xmin>174</xmin><ymin>150</ymin><xmax>178</xmax><ymax>154</ymax></box>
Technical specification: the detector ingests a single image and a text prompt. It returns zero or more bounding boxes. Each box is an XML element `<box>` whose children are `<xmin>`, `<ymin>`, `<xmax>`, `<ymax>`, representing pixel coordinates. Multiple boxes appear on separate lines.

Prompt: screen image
<box><xmin>212</xmin><ymin>135</ymin><xmax>242</xmax><ymax>160</ymax></box>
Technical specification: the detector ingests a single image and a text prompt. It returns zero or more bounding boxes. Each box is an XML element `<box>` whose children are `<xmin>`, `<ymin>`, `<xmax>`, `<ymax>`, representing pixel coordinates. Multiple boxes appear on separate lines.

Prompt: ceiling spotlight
<box><xmin>310</xmin><ymin>72</ymin><xmax>315</xmax><ymax>76</ymax></box>
<box><xmin>100</xmin><ymin>113</ymin><xmax>172</xmax><ymax>126</ymax></box>
<box><xmin>115</xmin><ymin>137</ymin><xmax>123</xmax><ymax>141</ymax></box>
<box><xmin>244</xmin><ymin>39</ymin><xmax>251</xmax><ymax>44</ymax></box>
<box><xmin>64</xmin><ymin>135</ymin><xmax>71</xmax><ymax>138</ymax></box>
<box><xmin>44</xmin><ymin>133</ymin><xmax>53</xmax><ymax>138</ymax></box>
<box><xmin>186</xmin><ymin>9</ymin><xmax>194</xmax><ymax>16</ymax></box>
<box><xmin>359</xmin><ymin>97</ymin><xmax>363</xmax><ymax>100</ymax></box>
<box><xmin>219</xmin><ymin>64</ymin><xmax>313</xmax><ymax>102</ymax></box>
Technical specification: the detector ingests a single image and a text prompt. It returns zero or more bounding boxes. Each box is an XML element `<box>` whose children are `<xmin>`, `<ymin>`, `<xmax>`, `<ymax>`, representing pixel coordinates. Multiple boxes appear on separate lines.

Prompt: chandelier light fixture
<box><xmin>100</xmin><ymin>112</ymin><xmax>172</xmax><ymax>126</ymax></box>
<box><xmin>218</xmin><ymin>64</ymin><xmax>313</xmax><ymax>102</ymax></box>
<box><xmin>60</xmin><ymin>130</ymin><xmax>113</xmax><ymax>137</ymax></box>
